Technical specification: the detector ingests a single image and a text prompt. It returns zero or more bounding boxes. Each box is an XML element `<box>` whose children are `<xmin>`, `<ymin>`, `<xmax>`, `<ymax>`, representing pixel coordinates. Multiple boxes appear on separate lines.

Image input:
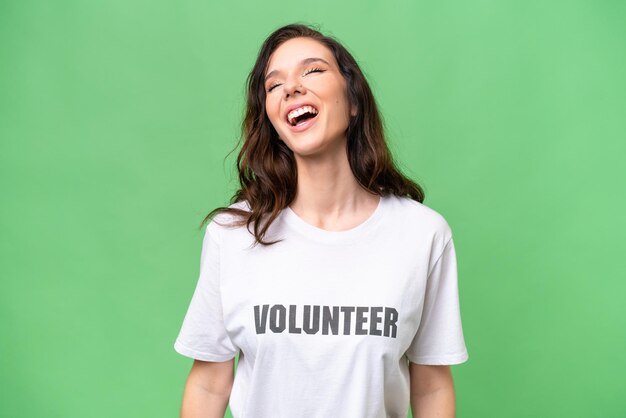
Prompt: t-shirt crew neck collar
<box><xmin>281</xmin><ymin>194</ymin><xmax>389</xmax><ymax>244</ymax></box>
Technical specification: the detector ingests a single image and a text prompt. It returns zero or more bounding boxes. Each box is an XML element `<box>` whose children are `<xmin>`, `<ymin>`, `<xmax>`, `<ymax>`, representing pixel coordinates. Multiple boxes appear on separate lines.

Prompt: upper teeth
<box><xmin>287</xmin><ymin>105</ymin><xmax>318</xmax><ymax>125</ymax></box>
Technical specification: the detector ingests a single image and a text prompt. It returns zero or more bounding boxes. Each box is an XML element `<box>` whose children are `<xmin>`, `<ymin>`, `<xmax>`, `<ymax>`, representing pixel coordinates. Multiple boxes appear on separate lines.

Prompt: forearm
<box><xmin>180</xmin><ymin>383</ymin><xmax>230</xmax><ymax>418</ymax></box>
<box><xmin>410</xmin><ymin>385</ymin><xmax>456</xmax><ymax>418</ymax></box>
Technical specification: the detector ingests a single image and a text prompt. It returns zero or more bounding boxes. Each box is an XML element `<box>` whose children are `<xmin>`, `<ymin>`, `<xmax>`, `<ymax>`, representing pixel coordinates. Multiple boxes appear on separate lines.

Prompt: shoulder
<box><xmin>205</xmin><ymin>200</ymin><xmax>252</xmax><ymax>242</ymax></box>
<box><xmin>387</xmin><ymin>194</ymin><xmax>453</xmax><ymax>240</ymax></box>
<box><xmin>386</xmin><ymin>195</ymin><xmax>456</xmax><ymax>271</ymax></box>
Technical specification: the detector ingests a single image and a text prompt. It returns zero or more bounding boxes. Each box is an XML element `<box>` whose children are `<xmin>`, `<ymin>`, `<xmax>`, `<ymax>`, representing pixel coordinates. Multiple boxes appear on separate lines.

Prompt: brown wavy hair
<box><xmin>200</xmin><ymin>22</ymin><xmax>425</xmax><ymax>246</ymax></box>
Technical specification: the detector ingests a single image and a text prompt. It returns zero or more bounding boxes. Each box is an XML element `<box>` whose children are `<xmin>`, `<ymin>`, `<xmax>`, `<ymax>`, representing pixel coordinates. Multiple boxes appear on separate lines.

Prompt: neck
<box><xmin>289</xmin><ymin>140</ymin><xmax>379</xmax><ymax>229</ymax></box>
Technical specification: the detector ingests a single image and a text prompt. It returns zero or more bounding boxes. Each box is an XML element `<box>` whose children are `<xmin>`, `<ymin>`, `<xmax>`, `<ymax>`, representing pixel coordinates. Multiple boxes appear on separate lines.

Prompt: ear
<box><xmin>350</xmin><ymin>103</ymin><xmax>357</xmax><ymax>117</ymax></box>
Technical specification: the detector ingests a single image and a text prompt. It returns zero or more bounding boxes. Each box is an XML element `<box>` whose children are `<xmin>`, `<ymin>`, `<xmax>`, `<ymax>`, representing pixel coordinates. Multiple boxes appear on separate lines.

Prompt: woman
<box><xmin>174</xmin><ymin>23</ymin><xmax>469</xmax><ymax>418</ymax></box>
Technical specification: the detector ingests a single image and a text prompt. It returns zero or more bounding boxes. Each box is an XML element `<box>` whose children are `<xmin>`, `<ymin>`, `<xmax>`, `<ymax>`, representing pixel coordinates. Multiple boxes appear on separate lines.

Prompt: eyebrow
<box><xmin>265</xmin><ymin>57</ymin><xmax>330</xmax><ymax>82</ymax></box>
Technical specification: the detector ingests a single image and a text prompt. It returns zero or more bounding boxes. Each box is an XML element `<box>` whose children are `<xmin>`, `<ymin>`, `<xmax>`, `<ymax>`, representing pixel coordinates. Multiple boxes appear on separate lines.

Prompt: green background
<box><xmin>1</xmin><ymin>1</ymin><xmax>624</xmax><ymax>417</ymax></box>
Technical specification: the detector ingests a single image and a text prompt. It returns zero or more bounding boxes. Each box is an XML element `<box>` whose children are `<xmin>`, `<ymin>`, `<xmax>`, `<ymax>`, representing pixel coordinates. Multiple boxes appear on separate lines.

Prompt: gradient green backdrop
<box><xmin>1</xmin><ymin>1</ymin><xmax>625</xmax><ymax>417</ymax></box>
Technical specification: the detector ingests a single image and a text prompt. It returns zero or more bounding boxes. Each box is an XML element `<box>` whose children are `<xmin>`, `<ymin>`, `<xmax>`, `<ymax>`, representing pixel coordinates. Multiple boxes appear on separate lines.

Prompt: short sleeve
<box><xmin>173</xmin><ymin>223</ymin><xmax>239</xmax><ymax>362</ymax></box>
<box><xmin>405</xmin><ymin>237</ymin><xmax>469</xmax><ymax>365</ymax></box>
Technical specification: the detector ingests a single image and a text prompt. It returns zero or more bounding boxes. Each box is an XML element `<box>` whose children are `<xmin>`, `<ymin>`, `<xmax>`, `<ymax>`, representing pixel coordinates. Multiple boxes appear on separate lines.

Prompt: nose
<box><xmin>283</xmin><ymin>74</ymin><xmax>306</xmax><ymax>98</ymax></box>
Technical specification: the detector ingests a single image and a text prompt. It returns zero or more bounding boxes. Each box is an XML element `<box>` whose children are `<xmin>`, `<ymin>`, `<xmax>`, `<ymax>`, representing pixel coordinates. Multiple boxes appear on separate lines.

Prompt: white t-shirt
<box><xmin>174</xmin><ymin>194</ymin><xmax>469</xmax><ymax>418</ymax></box>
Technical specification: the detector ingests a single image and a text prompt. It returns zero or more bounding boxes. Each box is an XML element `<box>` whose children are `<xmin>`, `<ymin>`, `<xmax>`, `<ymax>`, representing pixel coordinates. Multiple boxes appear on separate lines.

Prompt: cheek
<box><xmin>324</xmin><ymin>81</ymin><xmax>349</xmax><ymax>106</ymax></box>
<box><xmin>265</xmin><ymin>98</ymin><xmax>280</xmax><ymax>119</ymax></box>
<box><xmin>265</xmin><ymin>99</ymin><xmax>279</xmax><ymax>123</ymax></box>
<box><xmin>266</xmin><ymin>104</ymin><xmax>286</xmax><ymax>133</ymax></box>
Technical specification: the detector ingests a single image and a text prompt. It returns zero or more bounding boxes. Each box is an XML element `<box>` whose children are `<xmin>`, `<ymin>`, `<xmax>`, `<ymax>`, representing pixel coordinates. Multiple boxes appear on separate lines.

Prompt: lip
<box><xmin>286</xmin><ymin>112</ymin><xmax>319</xmax><ymax>133</ymax></box>
<box><xmin>283</xmin><ymin>101</ymin><xmax>319</xmax><ymax>125</ymax></box>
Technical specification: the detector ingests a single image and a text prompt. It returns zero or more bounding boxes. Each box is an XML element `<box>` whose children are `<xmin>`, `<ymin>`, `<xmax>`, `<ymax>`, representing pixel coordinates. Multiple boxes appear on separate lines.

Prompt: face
<box><xmin>264</xmin><ymin>37</ymin><xmax>356</xmax><ymax>158</ymax></box>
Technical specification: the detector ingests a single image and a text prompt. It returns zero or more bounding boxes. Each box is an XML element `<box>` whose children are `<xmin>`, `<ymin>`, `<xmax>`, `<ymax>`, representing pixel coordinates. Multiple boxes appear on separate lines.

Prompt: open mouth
<box><xmin>286</xmin><ymin>105</ymin><xmax>319</xmax><ymax>127</ymax></box>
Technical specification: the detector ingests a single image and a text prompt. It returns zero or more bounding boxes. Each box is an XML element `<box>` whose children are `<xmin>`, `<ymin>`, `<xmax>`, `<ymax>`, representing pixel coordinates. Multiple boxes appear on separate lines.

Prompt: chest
<box><xmin>218</xmin><ymin>235</ymin><xmax>431</xmax><ymax>361</ymax></box>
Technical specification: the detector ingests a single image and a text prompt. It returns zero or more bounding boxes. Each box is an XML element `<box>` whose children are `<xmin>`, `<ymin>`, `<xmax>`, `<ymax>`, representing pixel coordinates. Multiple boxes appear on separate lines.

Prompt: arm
<box><xmin>180</xmin><ymin>358</ymin><xmax>235</xmax><ymax>418</ymax></box>
<box><xmin>409</xmin><ymin>362</ymin><xmax>456</xmax><ymax>418</ymax></box>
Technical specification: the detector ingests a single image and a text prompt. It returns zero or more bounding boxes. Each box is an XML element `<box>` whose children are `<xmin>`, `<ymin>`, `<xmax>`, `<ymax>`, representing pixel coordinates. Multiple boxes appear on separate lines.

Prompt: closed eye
<box><xmin>268</xmin><ymin>83</ymin><xmax>280</xmax><ymax>92</ymax></box>
<box><xmin>303</xmin><ymin>67</ymin><xmax>324</xmax><ymax>76</ymax></box>
<box><xmin>267</xmin><ymin>67</ymin><xmax>326</xmax><ymax>92</ymax></box>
